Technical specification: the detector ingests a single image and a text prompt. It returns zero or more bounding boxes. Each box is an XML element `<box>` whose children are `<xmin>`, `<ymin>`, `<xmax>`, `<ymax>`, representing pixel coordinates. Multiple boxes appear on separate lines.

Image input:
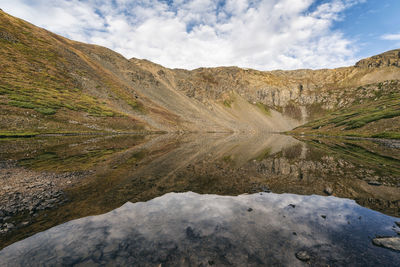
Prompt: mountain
<box><xmin>1</xmin><ymin>10</ymin><xmax>399</xmax><ymax>138</ymax></box>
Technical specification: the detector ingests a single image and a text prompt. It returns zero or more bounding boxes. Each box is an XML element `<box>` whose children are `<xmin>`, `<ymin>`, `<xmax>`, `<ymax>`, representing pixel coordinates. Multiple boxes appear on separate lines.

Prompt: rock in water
<box><xmin>372</xmin><ymin>237</ymin><xmax>400</xmax><ymax>251</ymax></box>
<box><xmin>295</xmin><ymin>251</ymin><xmax>310</xmax><ymax>261</ymax></box>
<box><xmin>324</xmin><ymin>187</ymin><xmax>333</xmax><ymax>195</ymax></box>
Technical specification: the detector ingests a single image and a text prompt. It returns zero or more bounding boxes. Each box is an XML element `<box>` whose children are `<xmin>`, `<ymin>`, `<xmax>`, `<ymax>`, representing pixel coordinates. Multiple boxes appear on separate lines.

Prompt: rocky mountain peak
<box><xmin>355</xmin><ymin>49</ymin><xmax>400</xmax><ymax>68</ymax></box>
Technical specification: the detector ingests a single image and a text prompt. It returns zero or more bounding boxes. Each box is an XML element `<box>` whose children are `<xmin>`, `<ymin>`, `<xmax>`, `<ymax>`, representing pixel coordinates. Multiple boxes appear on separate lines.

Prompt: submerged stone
<box><xmin>295</xmin><ymin>251</ymin><xmax>310</xmax><ymax>261</ymax></box>
<box><xmin>372</xmin><ymin>236</ymin><xmax>400</xmax><ymax>251</ymax></box>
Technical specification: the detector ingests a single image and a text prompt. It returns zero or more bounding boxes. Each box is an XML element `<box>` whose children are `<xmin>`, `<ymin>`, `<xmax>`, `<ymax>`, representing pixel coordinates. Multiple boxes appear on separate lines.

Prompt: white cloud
<box><xmin>381</xmin><ymin>33</ymin><xmax>400</xmax><ymax>41</ymax></box>
<box><xmin>0</xmin><ymin>0</ymin><xmax>363</xmax><ymax>70</ymax></box>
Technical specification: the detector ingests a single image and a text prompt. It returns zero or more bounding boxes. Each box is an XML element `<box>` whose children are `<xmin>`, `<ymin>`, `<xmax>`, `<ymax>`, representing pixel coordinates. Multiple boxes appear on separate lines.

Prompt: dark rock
<box><xmin>288</xmin><ymin>204</ymin><xmax>296</xmax><ymax>208</ymax></box>
<box><xmin>321</xmin><ymin>215</ymin><xmax>327</xmax><ymax>219</ymax></box>
<box><xmin>372</xmin><ymin>236</ymin><xmax>400</xmax><ymax>251</ymax></box>
<box><xmin>292</xmin><ymin>232</ymin><xmax>297</xmax><ymax>235</ymax></box>
<box><xmin>368</xmin><ymin>181</ymin><xmax>382</xmax><ymax>186</ymax></box>
<box><xmin>260</xmin><ymin>186</ymin><xmax>270</xmax><ymax>192</ymax></box>
<box><xmin>186</xmin><ymin>226</ymin><xmax>201</xmax><ymax>240</ymax></box>
<box><xmin>295</xmin><ymin>251</ymin><xmax>310</xmax><ymax>261</ymax></box>
<box><xmin>324</xmin><ymin>187</ymin><xmax>333</xmax><ymax>195</ymax></box>
<box><xmin>247</xmin><ymin>208</ymin><xmax>253</xmax><ymax>212</ymax></box>
<box><xmin>5</xmin><ymin>223</ymin><xmax>15</xmax><ymax>230</ymax></box>
<box><xmin>395</xmin><ymin>221</ymin><xmax>400</xmax><ymax>227</ymax></box>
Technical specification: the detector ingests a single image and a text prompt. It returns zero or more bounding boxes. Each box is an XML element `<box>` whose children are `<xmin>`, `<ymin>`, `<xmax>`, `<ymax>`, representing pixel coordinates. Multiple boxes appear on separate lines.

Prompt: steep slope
<box><xmin>1</xmin><ymin>10</ymin><xmax>400</xmax><ymax>136</ymax></box>
<box><xmin>291</xmin><ymin>80</ymin><xmax>400</xmax><ymax>138</ymax></box>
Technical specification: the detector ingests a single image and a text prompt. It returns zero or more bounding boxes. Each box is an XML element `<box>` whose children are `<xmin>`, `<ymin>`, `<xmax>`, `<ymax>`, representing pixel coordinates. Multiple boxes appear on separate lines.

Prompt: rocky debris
<box><xmin>0</xmin><ymin>160</ymin><xmax>90</xmax><ymax>233</ymax></box>
<box><xmin>375</xmin><ymin>139</ymin><xmax>400</xmax><ymax>149</ymax></box>
<box><xmin>324</xmin><ymin>187</ymin><xmax>333</xmax><ymax>195</ymax></box>
<box><xmin>247</xmin><ymin>208</ymin><xmax>253</xmax><ymax>212</ymax></box>
<box><xmin>0</xmin><ymin>30</ymin><xmax>19</xmax><ymax>43</ymax></box>
<box><xmin>295</xmin><ymin>251</ymin><xmax>311</xmax><ymax>261</ymax></box>
<box><xmin>250</xmin><ymin>184</ymin><xmax>271</xmax><ymax>193</ymax></box>
<box><xmin>372</xmin><ymin>236</ymin><xmax>400</xmax><ymax>251</ymax></box>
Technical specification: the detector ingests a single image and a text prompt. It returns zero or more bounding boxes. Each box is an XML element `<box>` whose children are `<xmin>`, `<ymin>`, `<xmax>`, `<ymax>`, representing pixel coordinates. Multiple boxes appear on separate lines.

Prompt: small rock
<box><xmin>5</xmin><ymin>223</ymin><xmax>15</xmax><ymax>230</ymax></box>
<box><xmin>295</xmin><ymin>251</ymin><xmax>310</xmax><ymax>261</ymax></box>
<box><xmin>288</xmin><ymin>204</ymin><xmax>296</xmax><ymax>208</ymax></box>
<box><xmin>368</xmin><ymin>181</ymin><xmax>382</xmax><ymax>186</ymax></box>
<box><xmin>247</xmin><ymin>208</ymin><xmax>253</xmax><ymax>212</ymax></box>
<box><xmin>395</xmin><ymin>221</ymin><xmax>400</xmax><ymax>227</ymax></box>
<box><xmin>324</xmin><ymin>187</ymin><xmax>333</xmax><ymax>195</ymax></box>
<box><xmin>321</xmin><ymin>215</ymin><xmax>327</xmax><ymax>219</ymax></box>
<box><xmin>292</xmin><ymin>232</ymin><xmax>297</xmax><ymax>235</ymax></box>
<box><xmin>372</xmin><ymin>236</ymin><xmax>400</xmax><ymax>251</ymax></box>
<box><xmin>260</xmin><ymin>186</ymin><xmax>270</xmax><ymax>193</ymax></box>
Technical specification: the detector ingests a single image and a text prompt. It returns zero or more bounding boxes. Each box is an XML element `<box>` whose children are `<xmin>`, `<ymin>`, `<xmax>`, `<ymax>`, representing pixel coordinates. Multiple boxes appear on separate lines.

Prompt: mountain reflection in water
<box><xmin>0</xmin><ymin>133</ymin><xmax>399</xmax><ymax>257</ymax></box>
<box><xmin>1</xmin><ymin>192</ymin><xmax>399</xmax><ymax>266</ymax></box>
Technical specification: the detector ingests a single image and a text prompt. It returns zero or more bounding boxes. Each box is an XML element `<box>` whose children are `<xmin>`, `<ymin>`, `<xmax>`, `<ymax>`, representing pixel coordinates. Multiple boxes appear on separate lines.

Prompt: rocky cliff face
<box><xmin>0</xmin><ymin>10</ymin><xmax>399</xmax><ymax>134</ymax></box>
<box><xmin>355</xmin><ymin>49</ymin><xmax>400</xmax><ymax>68</ymax></box>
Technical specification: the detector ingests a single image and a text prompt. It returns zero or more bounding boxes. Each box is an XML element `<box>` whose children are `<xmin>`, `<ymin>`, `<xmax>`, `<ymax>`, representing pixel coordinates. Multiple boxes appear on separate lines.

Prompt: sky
<box><xmin>0</xmin><ymin>0</ymin><xmax>399</xmax><ymax>70</ymax></box>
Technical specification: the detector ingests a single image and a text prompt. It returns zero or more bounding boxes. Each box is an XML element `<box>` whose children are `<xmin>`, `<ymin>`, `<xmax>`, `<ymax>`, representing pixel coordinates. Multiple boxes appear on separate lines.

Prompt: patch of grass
<box><xmin>344</xmin><ymin>109</ymin><xmax>400</xmax><ymax>130</ymax></box>
<box><xmin>371</xmin><ymin>132</ymin><xmax>400</xmax><ymax>139</ymax></box>
<box><xmin>127</xmin><ymin>100</ymin><xmax>145</xmax><ymax>113</ymax></box>
<box><xmin>35</xmin><ymin>107</ymin><xmax>56</xmax><ymax>115</ymax></box>
<box><xmin>223</xmin><ymin>99</ymin><xmax>233</xmax><ymax>108</ymax></box>
<box><xmin>8</xmin><ymin>100</ymin><xmax>36</xmax><ymax>109</ymax></box>
<box><xmin>222</xmin><ymin>155</ymin><xmax>233</xmax><ymax>162</ymax></box>
<box><xmin>255</xmin><ymin>102</ymin><xmax>271</xmax><ymax>116</ymax></box>
<box><xmin>0</xmin><ymin>131</ymin><xmax>39</xmax><ymax>138</ymax></box>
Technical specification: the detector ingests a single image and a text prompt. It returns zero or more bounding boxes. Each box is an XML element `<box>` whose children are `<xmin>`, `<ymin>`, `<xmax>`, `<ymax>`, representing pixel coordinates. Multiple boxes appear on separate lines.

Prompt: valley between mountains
<box><xmin>1</xmin><ymin>9</ymin><xmax>400</xmax><ymax>138</ymax></box>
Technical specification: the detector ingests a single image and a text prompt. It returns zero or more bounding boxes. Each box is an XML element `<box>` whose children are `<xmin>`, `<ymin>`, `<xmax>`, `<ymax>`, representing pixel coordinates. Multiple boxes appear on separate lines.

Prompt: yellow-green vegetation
<box><xmin>371</xmin><ymin>132</ymin><xmax>400</xmax><ymax>139</ymax></box>
<box><xmin>0</xmin><ymin>131</ymin><xmax>39</xmax><ymax>138</ymax></box>
<box><xmin>222</xmin><ymin>155</ymin><xmax>233</xmax><ymax>162</ymax></box>
<box><xmin>255</xmin><ymin>102</ymin><xmax>271</xmax><ymax>116</ymax></box>
<box><xmin>0</xmin><ymin>10</ymin><xmax>146</xmax><ymax>134</ymax></box>
<box><xmin>223</xmin><ymin>99</ymin><xmax>233</xmax><ymax>108</ymax></box>
<box><xmin>302</xmin><ymin>137</ymin><xmax>400</xmax><ymax>179</ymax></box>
<box><xmin>1</xmin><ymin>84</ymin><xmax>116</xmax><ymax>117</ymax></box>
<box><xmin>9</xmin><ymin>135</ymin><xmax>147</xmax><ymax>171</ymax></box>
<box><xmin>292</xmin><ymin>81</ymin><xmax>400</xmax><ymax>139</ymax></box>
<box><xmin>254</xmin><ymin>147</ymin><xmax>271</xmax><ymax>161</ymax></box>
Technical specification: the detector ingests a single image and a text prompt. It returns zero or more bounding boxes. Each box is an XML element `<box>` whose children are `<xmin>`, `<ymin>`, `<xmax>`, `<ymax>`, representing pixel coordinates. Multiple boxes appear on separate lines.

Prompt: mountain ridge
<box><xmin>0</xmin><ymin>10</ymin><xmax>399</xmax><ymax>138</ymax></box>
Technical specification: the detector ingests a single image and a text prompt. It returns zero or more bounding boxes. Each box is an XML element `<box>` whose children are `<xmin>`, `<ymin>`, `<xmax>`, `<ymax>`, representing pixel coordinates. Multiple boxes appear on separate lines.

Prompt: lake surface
<box><xmin>0</xmin><ymin>133</ymin><xmax>399</xmax><ymax>265</ymax></box>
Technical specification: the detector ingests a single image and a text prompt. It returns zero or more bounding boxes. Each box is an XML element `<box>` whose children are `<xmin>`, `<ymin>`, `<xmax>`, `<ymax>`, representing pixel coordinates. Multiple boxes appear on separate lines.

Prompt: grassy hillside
<box><xmin>291</xmin><ymin>80</ymin><xmax>400</xmax><ymax>139</ymax></box>
<box><xmin>0</xmin><ymin>10</ymin><xmax>163</xmax><ymax>134</ymax></box>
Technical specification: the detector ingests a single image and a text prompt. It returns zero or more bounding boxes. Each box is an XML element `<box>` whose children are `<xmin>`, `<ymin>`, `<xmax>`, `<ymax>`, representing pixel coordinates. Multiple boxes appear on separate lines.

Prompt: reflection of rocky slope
<box><xmin>1</xmin><ymin>10</ymin><xmax>400</xmax><ymax>134</ymax></box>
<box><xmin>1</xmin><ymin>134</ymin><xmax>399</xmax><ymax>249</ymax></box>
<box><xmin>1</xmin><ymin>192</ymin><xmax>399</xmax><ymax>266</ymax></box>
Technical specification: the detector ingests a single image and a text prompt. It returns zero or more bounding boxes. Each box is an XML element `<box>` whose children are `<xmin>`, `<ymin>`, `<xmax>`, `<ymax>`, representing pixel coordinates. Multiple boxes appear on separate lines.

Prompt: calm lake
<box><xmin>0</xmin><ymin>133</ymin><xmax>399</xmax><ymax>266</ymax></box>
